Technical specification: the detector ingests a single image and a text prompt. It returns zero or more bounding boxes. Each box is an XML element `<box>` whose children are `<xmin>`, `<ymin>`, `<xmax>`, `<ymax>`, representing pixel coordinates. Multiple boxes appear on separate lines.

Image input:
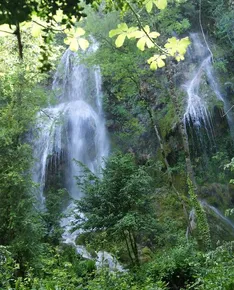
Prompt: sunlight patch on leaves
<box><xmin>164</xmin><ymin>36</ymin><xmax>190</xmax><ymax>61</ymax></box>
<box><xmin>109</xmin><ymin>23</ymin><xmax>138</xmax><ymax>47</ymax></box>
<box><xmin>64</xmin><ymin>27</ymin><xmax>89</xmax><ymax>51</ymax></box>
<box><xmin>147</xmin><ymin>54</ymin><xmax>166</xmax><ymax>70</ymax></box>
<box><xmin>144</xmin><ymin>0</ymin><xmax>167</xmax><ymax>13</ymax></box>
<box><xmin>130</xmin><ymin>25</ymin><xmax>160</xmax><ymax>51</ymax></box>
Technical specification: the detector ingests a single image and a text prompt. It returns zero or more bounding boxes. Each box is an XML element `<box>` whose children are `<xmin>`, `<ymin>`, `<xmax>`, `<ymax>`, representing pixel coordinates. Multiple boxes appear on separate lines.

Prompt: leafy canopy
<box><xmin>108</xmin><ymin>0</ymin><xmax>191</xmax><ymax>70</ymax></box>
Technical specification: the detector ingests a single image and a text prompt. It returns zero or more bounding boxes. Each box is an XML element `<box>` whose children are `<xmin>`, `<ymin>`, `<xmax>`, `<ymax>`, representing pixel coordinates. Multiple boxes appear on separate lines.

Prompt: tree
<box><xmin>74</xmin><ymin>153</ymin><xmax>157</xmax><ymax>266</ymax></box>
<box><xmin>0</xmin><ymin>0</ymin><xmax>94</xmax><ymax>59</ymax></box>
<box><xmin>0</xmin><ymin>32</ymin><xmax>49</xmax><ymax>276</ymax></box>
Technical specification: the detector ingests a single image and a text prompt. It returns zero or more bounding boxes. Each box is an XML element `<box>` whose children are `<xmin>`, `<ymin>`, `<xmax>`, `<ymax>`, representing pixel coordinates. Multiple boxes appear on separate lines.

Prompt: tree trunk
<box><xmin>123</xmin><ymin>231</ymin><xmax>134</xmax><ymax>265</ymax></box>
<box><xmin>128</xmin><ymin>230</ymin><xmax>139</xmax><ymax>266</ymax></box>
<box><xmin>15</xmin><ymin>22</ymin><xmax>23</xmax><ymax>60</ymax></box>
<box><xmin>147</xmin><ymin>107</ymin><xmax>172</xmax><ymax>185</ymax></box>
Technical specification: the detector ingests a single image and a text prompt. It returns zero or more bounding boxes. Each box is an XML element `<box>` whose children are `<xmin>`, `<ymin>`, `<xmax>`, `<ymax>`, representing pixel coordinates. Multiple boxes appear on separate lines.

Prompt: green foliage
<box><xmin>188</xmin><ymin>179</ymin><xmax>211</xmax><ymax>251</ymax></box>
<box><xmin>86</xmin><ymin>269</ymin><xmax>167</xmax><ymax>290</ymax></box>
<box><xmin>155</xmin><ymin>3</ymin><xmax>192</xmax><ymax>35</ymax></box>
<box><xmin>74</xmin><ymin>153</ymin><xmax>157</xmax><ymax>265</ymax></box>
<box><xmin>0</xmin><ymin>30</ymin><xmax>51</xmax><ymax>275</ymax></box>
<box><xmin>43</xmin><ymin>189</ymin><xmax>70</xmax><ymax>244</ymax></box>
<box><xmin>140</xmin><ymin>239</ymin><xmax>200</xmax><ymax>289</ymax></box>
<box><xmin>191</xmin><ymin>242</ymin><xmax>234</xmax><ymax>289</ymax></box>
<box><xmin>0</xmin><ymin>246</ymin><xmax>16</xmax><ymax>289</ymax></box>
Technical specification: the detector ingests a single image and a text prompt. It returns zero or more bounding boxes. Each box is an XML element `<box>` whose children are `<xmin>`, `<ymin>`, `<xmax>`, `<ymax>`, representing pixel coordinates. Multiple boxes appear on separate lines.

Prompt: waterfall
<box><xmin>201</xmin><ymin>201</ymin><xmax>234</xmax><ymax>232</ymax></box>
<box><xmin>33</xmin><ymin>49</ymin><xmax>109</xmax><ymax>202</ymax></box>
<box><xmin>183</xmin><ymin>34</ymin><xmax>224</xmax><ymax>144</ymax></box>
<box><xmin>32</xmin><ymin>47</ymin><xmax>124</xmax><ymax>271</ymax></box>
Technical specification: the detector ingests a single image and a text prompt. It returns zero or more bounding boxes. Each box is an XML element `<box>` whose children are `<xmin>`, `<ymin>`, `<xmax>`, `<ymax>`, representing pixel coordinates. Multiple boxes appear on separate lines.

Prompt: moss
<box><xmin>141</xmin><ymin>247</ymin><xmax>153</xmax><ymax>263</ymax></box>
<box><xmin>199</xmin><ymin>183</ymin><xmax>232</xmax><ymax>210</ymax></box>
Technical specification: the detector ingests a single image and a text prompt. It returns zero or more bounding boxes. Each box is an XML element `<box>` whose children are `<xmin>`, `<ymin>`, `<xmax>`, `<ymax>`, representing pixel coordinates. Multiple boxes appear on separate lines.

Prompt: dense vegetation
<box><xmin>1</xmin><ymin>0</ymin><xmax>234</xmax><ymax>289</ymax></box>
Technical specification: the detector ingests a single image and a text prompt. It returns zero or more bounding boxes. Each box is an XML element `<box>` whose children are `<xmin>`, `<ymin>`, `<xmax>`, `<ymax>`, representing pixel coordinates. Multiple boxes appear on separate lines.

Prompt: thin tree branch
<box><xmin>32</xmin><ymin>20</ymin><xmax>65</xmax><ymax>32</ymax></box>
<box><xmin>126</xmin><ymin>0</ymin><xmax>169</xmax><ymax>55</ymax></box>
<box><xmin>0</xmin><ymin>30</ymin><xmax>14</xmax><ymax>35</ymax></box>
<box><xmin>223</xmin><ymin>104</ymin><xmax>234</xmax><ymax>117</ymax></box>
<box><xmin>40</xmin><ymin>109</ymin><xmax>53</xmax><ymax>119</ymax></box>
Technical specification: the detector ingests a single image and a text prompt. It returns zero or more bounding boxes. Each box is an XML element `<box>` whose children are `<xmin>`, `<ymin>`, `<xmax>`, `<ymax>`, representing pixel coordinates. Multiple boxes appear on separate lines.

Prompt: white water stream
<box><xmin>33</xmin><ymin>48</ymin><xmax>123</xmax><ymax>271</ymax></box>
<box><xmin>201</xmin><ymin>201</ymin><xmax>234</xmax><ymax>231</ymax></box>
<box><xmin>183</xmin><ymin>34</ymin><xmax>224</xmax><ymax>141</ymax></box>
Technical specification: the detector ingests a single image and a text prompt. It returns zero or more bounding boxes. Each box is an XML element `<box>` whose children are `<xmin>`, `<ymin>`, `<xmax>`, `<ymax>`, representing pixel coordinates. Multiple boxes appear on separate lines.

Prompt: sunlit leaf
<box><xmin>64</xmin><ymin>38</ymin><xmax>70</xmax><ymax>45</ymax></box>
<box><xmin>78</xmin><ymin>38</ymin><xmax>89</xmax><ymax>51</ymax></box>
<box><xmin>145</xmin><ymin>1</ymin><xmax>153</xmax><ymax>13</ymax></box>
<box><xmin>137</xmin><ymin>38</ymin><xmax>146</xmax><ymax>51</ymax></box>
<box><xmin>109</xmin><ymin>28</ymin><xmax>122</xmax><ymax>38</ymax></box>
<box><xmin>147</xmin><ymin>54</ymin><xmax>166</xmax><ymax>70</ymax></box>
<box><xmin>144</xmin><ymin>0</ymin><xmax>167</xmax><ymax>13</ymax></box>
<box><xmin>150</xmin><ymin>61</ymin><xmax>157</xmax><ymax>70</ymax></box>
<box><xmin>156</xmin><ymin>0</ymin><xmax>167</xmax><ymax>9</ymax></box>
<box><xmin>164</xmin><ymin>36</ymin><xmax>190</xmax><ymax>61</ymax></box>
<box><xmin>31</xmin><ymin>24</ymin><xmax>42</xmax><ymax>37</ymax></box>
<box><xmin>64</xmin><ymin>26</ymin><xmax>89</xmax><ymax>51</ymax></box>
<box><xmin>109</xmin><ymin>23</ymin><xmax>138</xmax><ymax>47</ymax></box>
<box><xmin>115</xmin><ymin>34</ymin><xmax>126</xmax><ymax>48</ymax></box>
<box><xmin>69</xmin><ymin>38</ymin><xmax>79</xmax><ymax>52</ymax></box>
<box><xmin>132</xmin><ymin>25</ymin><xmax>160</xmax><ymax>51</ymax></box>
<box><xmin>53</xmin><ymin>9</ymin><xmax>64</xmax><ymax>23</ymax></box>
<box><xmin>75</xmin><ymin>27</ymin><xmax>85</xmax><ymax>37</ymax></box>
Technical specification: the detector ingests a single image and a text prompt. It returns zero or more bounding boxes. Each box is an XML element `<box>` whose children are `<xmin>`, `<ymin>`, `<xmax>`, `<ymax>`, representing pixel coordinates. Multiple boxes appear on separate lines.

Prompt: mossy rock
<box><xmin>75</xmin><ymin>233</ymin><xmax>87</xmax><ymax>246</ymax></box>
<box><xmin>86</xmin><ymin>246</ymin><xmax>97</xmax><ymax>259</ymax></box>
<box><xmin>199</xmin><ymin>183</ymin><xmax>232</xmax><ymax>210</ymax></box>
<box><xmin>141</xmin><ymin>246</ymin><xmax>154</xmax><ymax>263</ymax></box>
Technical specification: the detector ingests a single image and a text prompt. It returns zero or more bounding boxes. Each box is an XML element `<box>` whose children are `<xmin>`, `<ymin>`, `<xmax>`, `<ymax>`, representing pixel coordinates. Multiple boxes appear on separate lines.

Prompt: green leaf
<box><xmin>155</xmin><ymin>0</ymin><xmax>167</xmax><ymax>10</ymax></box>
<box><xmin>69</xmin><ymin>38</ymin><xmax>79</xmax><ymax>51</ymax></box>
<box><xmin>145</xmin><ymin>1</ymin><xmax>153</xmax><ymax>13</ymax></box>
<box><xmin>31</xmin><ymin>24</ymin><xmax>41</xmax><ymax>38</ymax></box>
<box><xmin>164</xmin><ymin>36</ymin><xmax>190</xmax><ymax>61</ymax></box>
<box><xmin>144</xmin><ymin>0</ymin><xmax>167</xmax><ymax>13</ymax></box>
<box><xmin>118</xmin><ymin>23</ymin><xmax>128</xmax><ymax>30</ymax></box>
<box><xmin>109</xmin><ymin>23</ymin><xmax>138</xmax><ymax>47</ymax></box>
<box><xmin>53</xmin><ymin>9</ymin><xmax>64</xmax><ymax>23</ymax></box>
<box><xmin>109</xmin><ymin>28</ymin><xmax>121</xmax><ymax>38</ymax></box>
<box><xmin>133</xmin><ymin>26</ymin><xmax>160</xmax><ymax>51</ymax></box>
<box><xmin>137</xmin><ymin>38</ymin><xmax>146</xmax><ymax>51</ymax></box>
<box><xmin>78</xmin><ymin>38</ymin><xmax>89</xmax><ymax>51</ymax></box>
<box><xmin>115</xmin><ymin>34</ymin><xmax>126</xmax><ymax>48</ymax></box>
<box><xmin>75</xmin><ymin>27</ymin><xmax>85</xmax><ymax>37</ymax></box>
<box><xmin>147</xmin><ymin>54</ymin><xmax>166</xmax><ymax>70</ymax></box>
<box><xmin>157</xmin><ymin>58</ymin><xmax>165</xmax><ymax>67</ymax></box>
<box><xmin>150</xmin><ymin>61</ymin><xmax>157</xmax><ymax>70</ymax></box>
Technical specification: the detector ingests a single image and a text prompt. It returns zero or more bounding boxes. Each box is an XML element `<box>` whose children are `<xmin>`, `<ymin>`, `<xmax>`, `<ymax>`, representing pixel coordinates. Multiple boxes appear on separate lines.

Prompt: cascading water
<box><xmin>33</xmin><ymin>49</ymin><xmax>109</xmax><ymax>201</ymax></box>
<box><xmin>201</xmin><ymin>201</ymin><xmax>234</xmax><ymax>232</ymax></box>
<box><xmin>32</xmin><ymin>47</ymin><xmax>123</xmax><ymax>271</ymax></box>
<box><xmin>183</xmin><ymin>33</ymin><xmax>224</xmax><ymax>144</ymax></box>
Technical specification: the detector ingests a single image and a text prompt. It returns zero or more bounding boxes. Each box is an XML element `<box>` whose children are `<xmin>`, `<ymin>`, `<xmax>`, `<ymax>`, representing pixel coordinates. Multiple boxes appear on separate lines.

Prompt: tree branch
<box><xmin>0</xmin><ymin>30</ymin><xmax>14</xmax><ymax>35</ymax></box>
<box><xmin>126</xmin><ymin>0</ymin><xmax>169</xmax><ymax>55</ymax></box>
<box><xmin>223</xmin><ymin>104</ymin><xmax>234</xmax><ymax>117</ymax></box>
<box><xmin>32</xmin><ymin>20</ymin><xmax>65</xmax><ymax>32</ymax></box>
